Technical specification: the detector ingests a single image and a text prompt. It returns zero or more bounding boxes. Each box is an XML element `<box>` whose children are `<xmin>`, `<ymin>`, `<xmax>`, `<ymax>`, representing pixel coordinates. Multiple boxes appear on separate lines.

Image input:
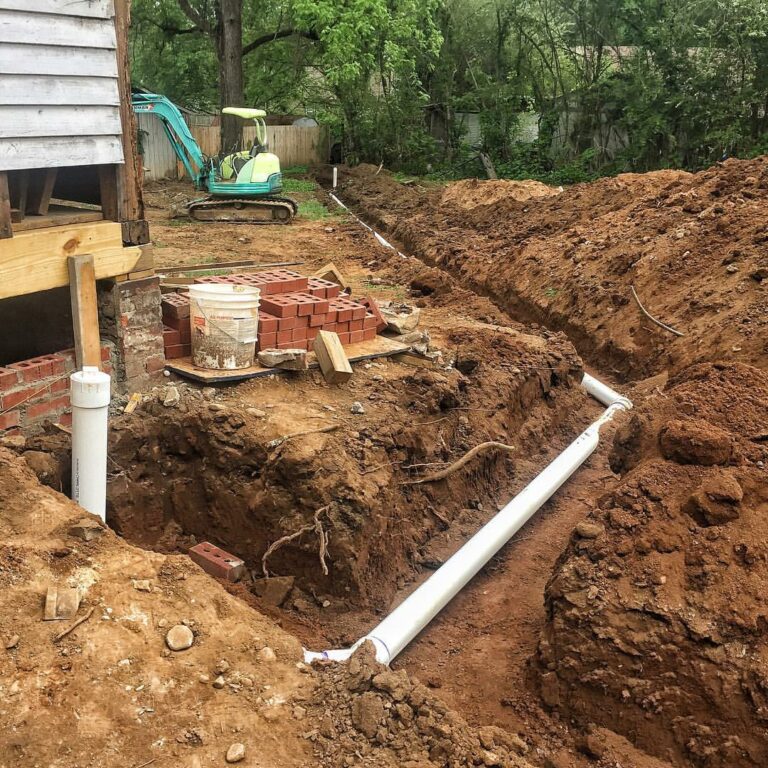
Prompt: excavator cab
<box><xmin>217</xmin><ymin>107</ymin><xmax>279</xmax><ymax>187</ymax></box>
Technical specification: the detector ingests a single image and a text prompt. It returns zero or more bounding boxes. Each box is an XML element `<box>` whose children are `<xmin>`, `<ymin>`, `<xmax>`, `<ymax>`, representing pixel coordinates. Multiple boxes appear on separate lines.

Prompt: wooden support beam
<box><xmin>0</xmin><ymin>172</ymin><xmax>11</xmax><ymax>239</ymax></box>
<box><xmin>313</xmin><ymin>330</ymin><xmax>353</xmax><ymax>384</ymax></box>
<box><xmin>26</xmin><ymin>168</ymin><xmax>58</xmax><ymax>215</ymax></box>
<box><xmin>98</xmin><ymin>164</ymin><xmax>120</xmax><ymax>221</ymax></box>
<box><xmin>0</xmin><ymin>221</ymin><xmax>146</xmax><ymax>300</ymax></box>
<box><xmin>68</xmin><ymin>254</ymin><xmax>102</xmax><ymax>369</ymax></box>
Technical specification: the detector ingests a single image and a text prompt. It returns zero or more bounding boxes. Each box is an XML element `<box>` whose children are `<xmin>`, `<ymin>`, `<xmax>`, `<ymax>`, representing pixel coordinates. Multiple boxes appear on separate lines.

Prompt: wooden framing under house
<box><xmin>0</xmin><ymin>0</ymin><xmax>155</xmax><ymax>374</ymax></box>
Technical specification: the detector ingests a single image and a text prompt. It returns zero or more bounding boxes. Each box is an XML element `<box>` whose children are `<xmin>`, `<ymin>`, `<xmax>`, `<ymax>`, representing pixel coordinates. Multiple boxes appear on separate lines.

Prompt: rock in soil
<box><xmin>165</xmin><ymin>624</ymin><xmax>194</xmax><ymax>651</ymax></box>
<box><xmin>225</xmin><ymin>743</ymin><xmax>246</xmax><ymax>763</ymax></box>
<box><xmin>257</xmin><ymin>348</ymin><xmax>308</xmax><ymax>370</ymax></box>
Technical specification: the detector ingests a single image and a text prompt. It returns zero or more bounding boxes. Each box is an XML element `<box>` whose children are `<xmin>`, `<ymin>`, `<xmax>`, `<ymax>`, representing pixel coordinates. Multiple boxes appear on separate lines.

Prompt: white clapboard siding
<box><xmin>0</xmin><ymin>43</ymin><xmax>118</xmax><ymax>77</ymax></box>
<box><xmin>0</xmin><ymin>135</ymin><xmax>124</xmax><ymax>171</ymax></box>
<box><xmin>0</xmin><ymin>0</ymin><xmax>114</xmax><ymax>18</ymax></box>
<box><xmin>0</xmin><ymin>106</ymin><xmax>121</xmax><ymax>138</ymax></box>
<box><xmin>0</xmin><ymin>9</ymin><xmax>116</xmax><ymax>47</ymax></box>
<box><xmin>0</xmin><ymin>75</ymin><xmax>119</xmax><ymax>106</ymax></box>
<box><xmin>0</xmin><ymin>5</ymin><xmax>123</xmax><ymax>170</ymax></box>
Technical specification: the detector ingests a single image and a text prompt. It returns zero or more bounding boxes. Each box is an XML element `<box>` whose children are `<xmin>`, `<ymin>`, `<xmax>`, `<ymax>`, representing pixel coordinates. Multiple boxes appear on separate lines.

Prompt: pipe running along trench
<box><xmin>304</xmin><ymin>372</ymin><xmax>632</xmax><ymax>665</ymax></box>
<box><xmin>310</xmin><ymin>190</ymin><xmax>634</xmax><ymax>665</ymax></box>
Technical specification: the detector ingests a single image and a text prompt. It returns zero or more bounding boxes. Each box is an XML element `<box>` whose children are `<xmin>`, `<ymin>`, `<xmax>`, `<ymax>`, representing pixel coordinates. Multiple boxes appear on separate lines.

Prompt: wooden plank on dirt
<box><xmin>313</xmin><ymin>330</ymin><xmax>353</xmax><ymax>384</ymax></box>
<box><xmin>0</xmin><ymin>172</ymin><xmax>11</xmax><ymax>239</ymax></box>
<box><xmin>166</xmin><ymin>335</ymin><xmax>408</xmax><ymax>383</ymax></box>
<box><xmin>157</xmin><ymin>259</ymin><xmax>304</xmax><ymax>276</ymax></box>
<box><xmin>0</xmin><ymin>221</ymin><xmax>143</xmax><ymax>299</ymax></box>
<box><xmin>68</xmin><ymin>254</ymin><xmax>102</xmax><ymax>368</ymax></box>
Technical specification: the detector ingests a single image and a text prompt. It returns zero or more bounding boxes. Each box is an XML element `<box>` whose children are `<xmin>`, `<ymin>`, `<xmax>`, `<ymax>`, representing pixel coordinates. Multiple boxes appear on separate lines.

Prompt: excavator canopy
<box><xmin>222</xmin><ymin>107</ymin><xmax>266</xmax><ymax>119</ymax></box>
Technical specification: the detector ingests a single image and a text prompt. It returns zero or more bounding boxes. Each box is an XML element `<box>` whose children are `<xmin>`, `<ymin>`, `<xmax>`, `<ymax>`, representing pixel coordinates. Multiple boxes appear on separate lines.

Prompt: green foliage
<box><xmin>282</xmin><ymin>177</ymin><xmax>317</xmax><ymax>193</ymax></box>
<box><xmin>129</xmin><ymin>0</ymin><xmax>768</xmax><ymax>180</ymax></box>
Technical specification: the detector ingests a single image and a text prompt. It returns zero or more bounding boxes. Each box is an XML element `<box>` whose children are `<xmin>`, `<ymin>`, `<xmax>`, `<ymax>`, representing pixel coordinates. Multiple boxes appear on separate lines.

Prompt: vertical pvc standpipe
<box><xmin>332</xmin><ymin>166</ymin><xmax>338</xmax><ymax>189</ymax></box>
<box><xmin>70</xmin><ymin>366</ymin><xmax>111</xmax><ymax>522</ymax></box>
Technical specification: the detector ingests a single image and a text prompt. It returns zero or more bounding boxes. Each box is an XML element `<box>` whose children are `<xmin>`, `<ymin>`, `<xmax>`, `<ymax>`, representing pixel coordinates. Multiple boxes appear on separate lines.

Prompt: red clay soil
<box><xmin>540</xmin><ymin>362</ymin><xmax>768</xmax><ymax>768</ymax></box>
<box><xmin>325</xmin><ymin>160</ymin><xmax>768</xmax><ymax>380</ymax></box>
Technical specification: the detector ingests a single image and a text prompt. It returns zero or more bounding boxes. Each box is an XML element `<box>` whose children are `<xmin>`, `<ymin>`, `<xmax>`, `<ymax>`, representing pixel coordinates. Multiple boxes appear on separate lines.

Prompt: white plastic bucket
<box><xmin>189</xmin><ymin>284</ymin><xmax>260</xmax><ymax>370</ymax></box>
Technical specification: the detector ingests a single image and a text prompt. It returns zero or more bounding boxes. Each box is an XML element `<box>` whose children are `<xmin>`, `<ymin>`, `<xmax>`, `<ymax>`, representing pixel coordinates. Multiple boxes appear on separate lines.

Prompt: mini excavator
<box><xmin>132</xmin><ymin>92</ymin><xmax>297</xmax><ymax>224</ymax></box>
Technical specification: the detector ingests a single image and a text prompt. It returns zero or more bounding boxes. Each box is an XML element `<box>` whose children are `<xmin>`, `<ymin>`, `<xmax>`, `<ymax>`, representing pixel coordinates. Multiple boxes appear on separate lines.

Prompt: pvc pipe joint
<box><xmin>70</xmin><ymin>366</ymin><xmax>111</xmax><ymax>522</ymax></box>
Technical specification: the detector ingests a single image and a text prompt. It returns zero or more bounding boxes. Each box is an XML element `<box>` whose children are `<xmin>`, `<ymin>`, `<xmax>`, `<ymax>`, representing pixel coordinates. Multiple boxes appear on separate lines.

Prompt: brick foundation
<box><xmin>0</xmin><ymin>346</ymin><xmax>113</xmax><ymax>435</ymax></box>
<box><xmin>98</xmin><ymin>276</ymin><xmax>165</xmax><ymax>390</ymax></box>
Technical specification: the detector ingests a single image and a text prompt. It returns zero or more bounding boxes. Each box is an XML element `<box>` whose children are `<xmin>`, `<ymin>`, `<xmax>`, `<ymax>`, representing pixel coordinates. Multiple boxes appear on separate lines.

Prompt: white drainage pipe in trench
<box><xmin>304</xmin><ymin>373</ymin><xmax>631</xmax><ymax>665</ymax></box>
<box><xmin>70</xmin><ymin>366</ymin><xmax>111</xmax><ymax>522</ymax></box>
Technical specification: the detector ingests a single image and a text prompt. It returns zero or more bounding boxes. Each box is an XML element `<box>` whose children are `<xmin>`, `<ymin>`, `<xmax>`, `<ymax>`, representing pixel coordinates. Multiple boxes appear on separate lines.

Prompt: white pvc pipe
<box><xmin>333</xmin><ymin>166</ymin><xmax>338</xmax><ymax>189</ymax></box>
<box><xmin>70</xmin><ymin>366</ymin><xmax>111</xmax><ymax>522</ymax></box>
<box><xmin>304</xmin><ymin>373</ymin><xmax>631</xmax><ymax>665</ymax></box>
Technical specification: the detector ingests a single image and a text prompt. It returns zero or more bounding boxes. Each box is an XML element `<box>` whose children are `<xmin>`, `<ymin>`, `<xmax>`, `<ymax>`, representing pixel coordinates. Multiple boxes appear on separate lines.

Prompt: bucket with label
<box><xmin>189</xmin><ymin>284</ymin><xmax>260</xmax><ymax>370</ymax></box>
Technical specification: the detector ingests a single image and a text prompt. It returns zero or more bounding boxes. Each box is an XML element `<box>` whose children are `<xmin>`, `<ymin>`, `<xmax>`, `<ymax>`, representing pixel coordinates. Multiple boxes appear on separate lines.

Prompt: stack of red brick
<box><xmin>161</xmin><ymin>292</ymin><xmax>192</xmax><ymax>360</ymax></box>
<box><xmin>160</xmin><ymin>269</ymin><xmax>386</xmax><ymax>358</ymax></box>
<box><xmin>0</xmin><ymin>346</ymin><xmax>112</xmax><ymax>434</ymax></box>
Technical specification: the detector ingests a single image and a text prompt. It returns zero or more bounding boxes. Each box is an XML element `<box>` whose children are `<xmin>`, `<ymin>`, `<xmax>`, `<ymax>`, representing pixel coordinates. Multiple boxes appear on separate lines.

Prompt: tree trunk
<box><xmin>216</xmin><ymin>0</ymin><xmax>244</xmax><ymax>153</ymax></box>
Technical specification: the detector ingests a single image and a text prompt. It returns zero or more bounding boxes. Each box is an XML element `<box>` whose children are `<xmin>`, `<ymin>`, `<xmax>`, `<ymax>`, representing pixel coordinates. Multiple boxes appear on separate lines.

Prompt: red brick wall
<box><xmin>0</xmin><ymin>345</ymin><xmax>113</xmax><ymax>435</ymax></box>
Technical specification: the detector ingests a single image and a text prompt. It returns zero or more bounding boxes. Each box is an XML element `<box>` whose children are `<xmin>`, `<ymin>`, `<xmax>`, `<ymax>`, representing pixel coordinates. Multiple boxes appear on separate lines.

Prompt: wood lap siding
<box><xmin>0</xmin><ymin>2</ymin><xmax>124</xmax><ymax>172</ymax></box>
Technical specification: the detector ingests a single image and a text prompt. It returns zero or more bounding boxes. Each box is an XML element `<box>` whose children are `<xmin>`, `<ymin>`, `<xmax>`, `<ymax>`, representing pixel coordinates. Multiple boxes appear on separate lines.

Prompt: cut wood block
<box><xmin>314</xmin><ymin>261</ymin><xmax>349</xmax><ymax>289</ymax></box>
<box><xmin>313</xmin><ymin>329</ymin><xmax>353</xmax><ymax>384</ymax></box>
<box><xmin>0</xmin><ymin>221</ymin><xmax>145</xmax><ymax>299</ymax></box>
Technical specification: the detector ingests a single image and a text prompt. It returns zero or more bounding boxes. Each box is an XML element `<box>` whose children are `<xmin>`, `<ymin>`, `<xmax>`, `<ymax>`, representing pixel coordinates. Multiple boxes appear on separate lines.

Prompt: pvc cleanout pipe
<box><xmin>303</xmin><ymin>374</ymin><xmax>631</xmax><ymax>666</ymax></box>
<box><xmin>70</xmin><ymin>367</ymin><xmax>111</xmax><ymax>522</ymax></box>
<box><xmin>333</xmin><ymin>166</ymin><xmax>338</xmax><ymax>189</ymax></box>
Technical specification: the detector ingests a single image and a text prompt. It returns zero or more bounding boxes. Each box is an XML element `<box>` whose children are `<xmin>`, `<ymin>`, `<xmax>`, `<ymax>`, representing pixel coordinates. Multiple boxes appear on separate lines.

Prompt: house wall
<box><xmin>0</xmin><ymin>0</ymin><xmax>124</xmax><ymax>171</ymax></box>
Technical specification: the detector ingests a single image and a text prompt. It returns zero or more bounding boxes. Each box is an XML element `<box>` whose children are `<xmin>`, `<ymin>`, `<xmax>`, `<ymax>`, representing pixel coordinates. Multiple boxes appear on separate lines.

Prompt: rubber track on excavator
<box><xmin>188</xmin><ymin>196</ymin><xmax>298</xmax><ymax>224</ymax></box>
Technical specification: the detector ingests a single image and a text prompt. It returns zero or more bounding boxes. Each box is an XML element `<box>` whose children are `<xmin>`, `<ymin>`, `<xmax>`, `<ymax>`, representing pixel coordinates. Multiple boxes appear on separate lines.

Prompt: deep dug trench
<box><xmin>312</xmin><ymin>167</ymin><xmax>768</xmax><ymax>767</ymax></box>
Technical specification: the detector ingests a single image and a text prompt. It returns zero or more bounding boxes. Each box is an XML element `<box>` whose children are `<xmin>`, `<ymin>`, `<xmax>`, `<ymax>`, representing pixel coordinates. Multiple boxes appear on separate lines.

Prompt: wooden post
<box><xmin>26</xmin><ymin>168</ymin><xmax>58</xmax><ymax>216</ymax></box>
<box><xmin>114</xmin><ymin>0</ymin><xmax>149</xmax><ymax>244</ymax></box>
<box><xmin>10</xmin><ymin>170</ymin><xmax>28</xmax><ymax>221</ymax></box>
<box><xmin>98</xmin><ymin>164</ymin><xmax>120</xmax><ymax>221</ymax></box>
<box><xmin>0</xmin><ymin>173</ymin><xmax>12</xmax><ymax>239</ymax></box>
<box><xmin>313</xmin><ymin>330</ymin><xmax>353</xmax><ymax>384</ymax></box>
<box><xmin>68</xmin><ymin>254</ymin><xmax>102</xmax><ymax>369</ymax></box>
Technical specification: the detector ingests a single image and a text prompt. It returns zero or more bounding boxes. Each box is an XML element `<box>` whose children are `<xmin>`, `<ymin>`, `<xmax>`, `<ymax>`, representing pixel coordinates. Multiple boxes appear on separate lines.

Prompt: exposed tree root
<box><xmin>403</xmin><ymin>441</ymin><xmax>516</xmax><ymax>485</ymax></box>
<box><xmin>261</xmin><ymin>505</ymin><xmax>331</xmax><ymax>577</ymax></box>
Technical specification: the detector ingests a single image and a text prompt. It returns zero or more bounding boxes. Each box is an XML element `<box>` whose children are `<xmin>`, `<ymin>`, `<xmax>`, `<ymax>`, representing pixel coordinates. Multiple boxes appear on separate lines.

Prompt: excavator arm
<box><xmin>132</xmin><ymin>93</ymin><xmax>209</xmax><ymax>189</ymax></box>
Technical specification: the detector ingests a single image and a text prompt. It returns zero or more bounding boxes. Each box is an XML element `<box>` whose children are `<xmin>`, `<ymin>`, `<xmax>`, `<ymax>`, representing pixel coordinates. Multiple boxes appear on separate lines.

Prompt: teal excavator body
<box><xmin>132</xmin><ymin>93</ymin><xmax>297</xmax><ymax>223</ymax></box>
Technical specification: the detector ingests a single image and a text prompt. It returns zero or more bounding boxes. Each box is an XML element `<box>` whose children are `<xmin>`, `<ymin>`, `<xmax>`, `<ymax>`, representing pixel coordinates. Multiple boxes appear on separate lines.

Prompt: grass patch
<box><xmin>297</xmin><ymin>199</ymin><xmax>343</xmax><ymax>221</ymax></box>
<box><xmin>283</xmin><ymin>165</ymin><xmax>308</xmax><ymax>176</ymax></box>
<box><xmin>283</xmin><ymin>178</ymin><xmax>317</xmax><ymax>194</ymax></box>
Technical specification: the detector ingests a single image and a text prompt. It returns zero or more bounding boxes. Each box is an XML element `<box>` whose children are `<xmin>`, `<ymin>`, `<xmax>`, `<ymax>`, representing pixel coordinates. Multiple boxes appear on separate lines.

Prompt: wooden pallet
<box><xmin>165</xmin><ymin>335</ymin><xmax>409</xmax><ymax>384</ymax></box>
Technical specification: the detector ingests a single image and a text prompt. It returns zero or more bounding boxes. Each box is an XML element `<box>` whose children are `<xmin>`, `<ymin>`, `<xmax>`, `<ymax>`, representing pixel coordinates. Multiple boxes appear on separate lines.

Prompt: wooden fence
<box><xmin>138</xmin><ymin>117</ymin><xmax>330</xmax><ymax>180</ymax></box>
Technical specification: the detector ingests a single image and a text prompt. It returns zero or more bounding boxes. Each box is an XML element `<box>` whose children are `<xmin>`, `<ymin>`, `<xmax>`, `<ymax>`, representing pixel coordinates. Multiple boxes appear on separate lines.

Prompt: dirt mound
<box><xmin>539</xmin><ymin>362</ymin><xmax>768</xmax><ymax>767</ymax></box>
<box><xmin>0</xmin><ymin>446</ymin><xmax>313</xmax><ymax>767</ymax></box>
<box><xmin>309</xmin><ymin>642</ymin><xmax>534</xmax><ymax>767</ymax></box>
<box><xmin>329</xmin><ymin>159</ymin><xmax>768</xmax><ymax>378</ymax></box>
<box><xmin>440</xmin><ymin>178</ymin><xmax>561</xmax><ymax>210</ymax></box>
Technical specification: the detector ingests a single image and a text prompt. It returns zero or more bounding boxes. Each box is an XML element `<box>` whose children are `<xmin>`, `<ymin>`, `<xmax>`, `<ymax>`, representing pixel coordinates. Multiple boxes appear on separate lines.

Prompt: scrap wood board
<box><xmin>165</xmin><ymin>335</ymin><xmax>409</xmax><ymax>383</ymax></box>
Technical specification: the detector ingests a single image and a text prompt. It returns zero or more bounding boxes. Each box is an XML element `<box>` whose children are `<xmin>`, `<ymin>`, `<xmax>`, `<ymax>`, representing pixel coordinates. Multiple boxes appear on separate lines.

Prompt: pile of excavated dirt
<box><xmin>440</xmin><ymin>179</ymin><xmax>561</xmax><ymax>210</ymax></box>
<box><xmin>325</xmin><ymin>160</ymin><xmax>768</xmax><ymax>379</ymax></box>
<box><xmin>539</xmin><ymin>362</ymin><xmax>768</xmax><ymax>767</ymax></box>
<box><xmin>308</xmin><ymin>642</ymin><xmax>534</xmax><ymax>767</ymax></box>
